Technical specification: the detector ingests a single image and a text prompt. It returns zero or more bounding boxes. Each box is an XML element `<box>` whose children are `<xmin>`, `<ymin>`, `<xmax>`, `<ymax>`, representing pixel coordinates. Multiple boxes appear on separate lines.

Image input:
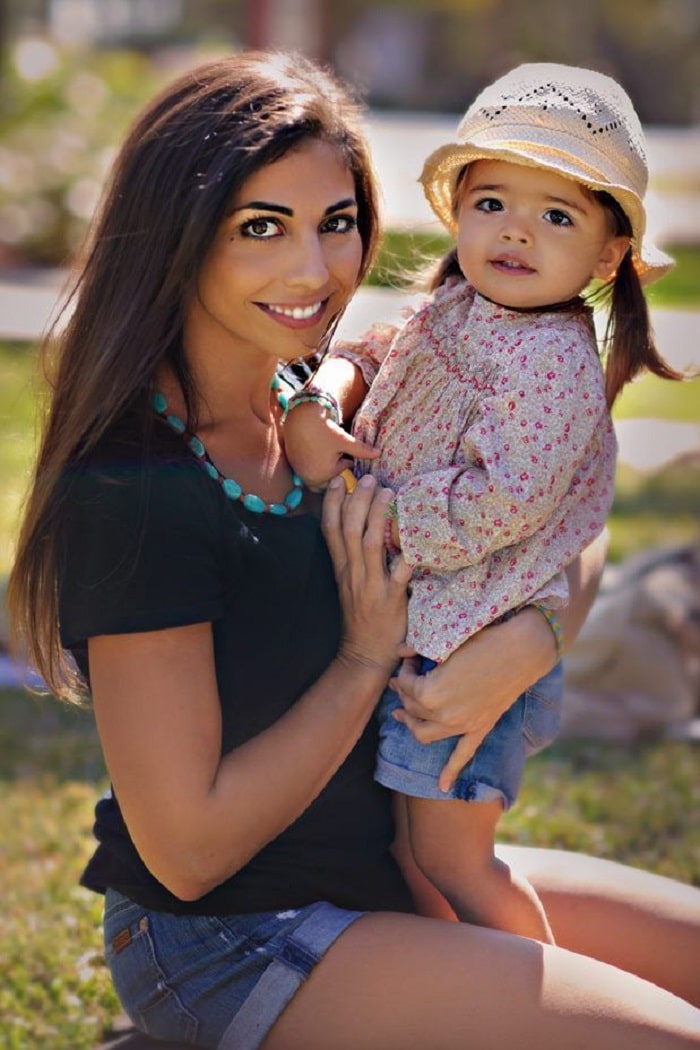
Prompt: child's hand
<box><xmin>283</xmin><ymin>401</ymin><xmax>379</xmax><ymax>491</ymax></box>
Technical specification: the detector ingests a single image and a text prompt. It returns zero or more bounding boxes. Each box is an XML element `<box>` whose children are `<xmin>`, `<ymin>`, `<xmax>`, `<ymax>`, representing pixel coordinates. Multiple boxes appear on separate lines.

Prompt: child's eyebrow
<box><xmin>543</xmin><ymin>194</ymin><xmax>589</xmax><ymax>215</ymax></box>
<box><xmin>466</xmin><ymin>182</ymin><xmax>589</xmax><ymax>215</ymax></box>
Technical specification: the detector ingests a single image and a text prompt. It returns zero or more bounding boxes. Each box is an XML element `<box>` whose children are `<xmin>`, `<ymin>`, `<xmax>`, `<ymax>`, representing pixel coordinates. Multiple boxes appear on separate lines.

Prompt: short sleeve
<box><xmin>58</xmin><ymin>453</ymin><xmax>226</xmax><ymax>649</ymax></box>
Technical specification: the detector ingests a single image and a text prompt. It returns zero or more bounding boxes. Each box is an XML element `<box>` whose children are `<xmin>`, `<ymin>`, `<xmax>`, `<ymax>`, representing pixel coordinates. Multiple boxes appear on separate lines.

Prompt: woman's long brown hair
<box><xmin>8</xmin><ymin>50</ymin><xmax>382</xmax><ymax>701</ymax></box>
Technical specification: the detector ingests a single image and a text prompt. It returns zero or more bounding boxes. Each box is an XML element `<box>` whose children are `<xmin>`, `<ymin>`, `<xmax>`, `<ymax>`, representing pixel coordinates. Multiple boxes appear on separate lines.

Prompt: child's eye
<box><xmin>322</xmin><ymin>214</ymin><xmax>358</xmax><ymax>234</ymax></box>
<box><xmin>475</xmin><ymin>197</ymin><xmax>504</xmax><ymax>213</ymax></box>
<box><xmin>240</xmin><ymin>217</ymin><xmax>282</xmax><ymax>239</ymax></box>
<box><xmin>544</xmin><ymin>209</ymin><xmax>573</xmax><ymax>227</ymax></box>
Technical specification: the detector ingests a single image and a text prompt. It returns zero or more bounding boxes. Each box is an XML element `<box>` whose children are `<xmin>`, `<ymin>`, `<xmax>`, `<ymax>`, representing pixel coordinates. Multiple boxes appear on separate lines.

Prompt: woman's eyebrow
<box><xmin>233</xmin><ymin>197</ymin><xmax>357</xmax><ymax>217</ymax></box>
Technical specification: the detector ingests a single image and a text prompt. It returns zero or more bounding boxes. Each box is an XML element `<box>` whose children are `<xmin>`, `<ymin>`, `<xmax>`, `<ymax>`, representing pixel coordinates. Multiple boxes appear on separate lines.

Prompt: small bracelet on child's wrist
<box><xmin>282</xmin><ymin>384</ymin><xmax>342</xmax><ymax>426</ymax></box>
<box><xmin>531</xmin><ymin>603</ymin><xmax>565</xmax><ymax>660</ymax></box>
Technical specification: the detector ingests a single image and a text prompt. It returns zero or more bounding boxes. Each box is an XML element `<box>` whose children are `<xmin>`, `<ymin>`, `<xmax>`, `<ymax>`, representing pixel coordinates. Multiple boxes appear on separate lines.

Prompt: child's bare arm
<box><xmin>283</xmin><ymin>398</ymin><xmax>377</xmax><ymax>491</ymax></box>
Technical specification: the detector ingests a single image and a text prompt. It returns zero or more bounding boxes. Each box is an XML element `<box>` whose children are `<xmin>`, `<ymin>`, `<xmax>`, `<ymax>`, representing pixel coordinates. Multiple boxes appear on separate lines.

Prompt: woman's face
<box><xmin>188</xmin><ymin>138</ymin><xmax>364</xmax><ymax>364</ymax></box>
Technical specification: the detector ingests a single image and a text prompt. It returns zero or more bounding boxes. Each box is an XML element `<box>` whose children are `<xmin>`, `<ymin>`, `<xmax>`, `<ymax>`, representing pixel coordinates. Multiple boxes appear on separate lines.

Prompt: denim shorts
<box><xmin>375</xmin><ymin>658</ymin><xmax>563</xmax><ymax>808</ymax></box>
<box><xmin>103</xmin><ymin>889</ymin><xmax>363</xmax><ymax>1048</ymax></box>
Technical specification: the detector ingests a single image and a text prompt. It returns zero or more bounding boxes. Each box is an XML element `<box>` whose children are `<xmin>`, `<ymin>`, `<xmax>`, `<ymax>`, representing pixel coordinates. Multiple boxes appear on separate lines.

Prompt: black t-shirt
<box><xmin>58</xmin><ymin>417</ymin><xmax>414</xmax><ymax>916</ymax></box>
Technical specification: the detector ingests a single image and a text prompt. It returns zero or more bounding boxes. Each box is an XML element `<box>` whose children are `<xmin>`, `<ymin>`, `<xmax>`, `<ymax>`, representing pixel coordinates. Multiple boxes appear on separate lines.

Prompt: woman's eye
<box><xmin>322</xmin><ymin>214</ymin><xmax>357</xmax><ymax>234</ymax></box>
<box><xmin>241</xmin><ymin>217</ymin><xmax>281</xmax><ymax>239</ymax></box>
<box><xmin>544</xmin><ymin>209</ymin><xmax>573</xmax><ymax>227</ymax></box>
<box><xmin>475</xmin><ymin>197</ymin><xmax>503</xmax><ymax>213</ymax></box>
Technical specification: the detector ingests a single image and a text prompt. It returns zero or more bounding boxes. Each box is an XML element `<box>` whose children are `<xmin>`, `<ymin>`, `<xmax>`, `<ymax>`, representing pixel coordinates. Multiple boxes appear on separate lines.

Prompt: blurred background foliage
<box><xmin>0</xmin><ymin>0</ymin><xmax>699</xmax><ymax>268</ymax></box>
<box><xmin>0</xmin><ymin>44</ymin><xmax>165</xmax><ymax>266</ymax></box>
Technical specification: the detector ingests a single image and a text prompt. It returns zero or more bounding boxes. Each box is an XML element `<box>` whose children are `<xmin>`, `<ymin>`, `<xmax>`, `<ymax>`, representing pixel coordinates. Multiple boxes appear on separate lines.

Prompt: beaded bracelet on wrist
<box><xmin>282</xmin><ymin>384</ymin><xmax>342</xmax><ymax>426</ymax></box>
<box><xmin>532</xmin><ymin>603</ymin><xmax>565</xmax><ymax>660</ymax></box>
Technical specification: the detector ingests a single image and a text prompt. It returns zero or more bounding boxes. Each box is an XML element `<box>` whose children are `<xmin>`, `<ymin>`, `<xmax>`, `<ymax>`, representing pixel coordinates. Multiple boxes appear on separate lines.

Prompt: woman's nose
<box><xmin>286</xmin><ymin>235</ymin><xmax>330</xmax><ymax>288</ymax></box>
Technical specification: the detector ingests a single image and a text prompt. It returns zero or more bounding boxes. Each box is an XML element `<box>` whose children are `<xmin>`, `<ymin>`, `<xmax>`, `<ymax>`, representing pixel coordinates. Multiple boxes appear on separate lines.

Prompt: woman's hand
<box><xmin>389</xmin><ymin>619</ymin><xmax>545</xmax><ymax>792</ymax></box>
<box><xmin>390</xmin><ymin>532</ymin><xmax>610</xmax><ymax>790</ymax></box>
<box><xmin>323</xmin><ymin>473</ymin><xmax>411</xmax><ymax>675</ymax></box>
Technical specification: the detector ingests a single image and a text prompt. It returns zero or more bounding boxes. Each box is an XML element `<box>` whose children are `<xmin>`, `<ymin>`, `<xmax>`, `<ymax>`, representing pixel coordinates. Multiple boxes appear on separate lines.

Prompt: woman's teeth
<box><xmin>268</xmin><ymin>302</ymin><xmax>322</xmax><ymax>320</ymax></box>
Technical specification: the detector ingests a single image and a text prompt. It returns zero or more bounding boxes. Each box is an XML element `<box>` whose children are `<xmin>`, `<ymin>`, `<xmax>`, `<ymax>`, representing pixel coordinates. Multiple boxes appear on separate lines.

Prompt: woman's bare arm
<box><xmin>391</xmin><ymin>530</ymin><xmax>609</xmax><ymax>755</ymax></box>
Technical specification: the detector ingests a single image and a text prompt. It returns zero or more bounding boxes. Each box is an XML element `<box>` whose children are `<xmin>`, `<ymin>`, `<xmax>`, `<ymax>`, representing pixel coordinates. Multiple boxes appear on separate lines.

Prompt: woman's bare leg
<box><xmin>500</xmin><ymin>844</ymin><xmax>700</xmax><ymax>1007</ymax></box>
<box><xmin>262</xmin><ymin>911</ymin><xmax>700</xmax><ymax>1050</ymax></box>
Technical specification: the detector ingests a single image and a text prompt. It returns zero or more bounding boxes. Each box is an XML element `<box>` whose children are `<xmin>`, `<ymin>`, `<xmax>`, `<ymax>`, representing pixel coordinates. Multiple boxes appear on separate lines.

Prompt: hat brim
<box><xmin>420</xmin><ymin>141</ymin><xmax>674</xmax><ymax>287</ymax></box>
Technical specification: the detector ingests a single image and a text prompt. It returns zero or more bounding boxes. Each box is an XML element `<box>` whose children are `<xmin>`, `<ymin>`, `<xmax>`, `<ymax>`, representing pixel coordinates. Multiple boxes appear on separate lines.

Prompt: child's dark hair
<box><xmin>429</xmin><ymin>173</ymin><xmax>683</xmax><ymax>408</ymax></box>
<box><xmin>592</xmin><ymin>192</ymin><xmax>682</xmax><ymax>405</ymax></box>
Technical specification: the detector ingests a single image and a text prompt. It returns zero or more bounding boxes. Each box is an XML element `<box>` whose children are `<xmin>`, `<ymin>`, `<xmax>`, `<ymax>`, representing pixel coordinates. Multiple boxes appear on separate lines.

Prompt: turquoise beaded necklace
<box><xmin>151</xmin><ymin>376</ymin><xmax>304</xmax><ymax>516</ymax></box>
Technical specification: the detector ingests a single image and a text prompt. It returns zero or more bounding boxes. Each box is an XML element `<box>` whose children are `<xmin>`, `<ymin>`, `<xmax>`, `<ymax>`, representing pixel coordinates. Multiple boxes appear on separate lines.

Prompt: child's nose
<box><xmin>499</xmin><ymin>223</ymin><xmax>532</xmax><ymax>246</ymax></box>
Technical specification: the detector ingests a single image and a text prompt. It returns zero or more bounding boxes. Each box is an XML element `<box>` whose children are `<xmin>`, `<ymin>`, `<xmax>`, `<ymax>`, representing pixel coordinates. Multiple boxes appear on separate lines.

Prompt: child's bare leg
<box><xmin>406</xmin><ymin>794</ymin><xmax>554</xmax><ymax>942</ymax></box>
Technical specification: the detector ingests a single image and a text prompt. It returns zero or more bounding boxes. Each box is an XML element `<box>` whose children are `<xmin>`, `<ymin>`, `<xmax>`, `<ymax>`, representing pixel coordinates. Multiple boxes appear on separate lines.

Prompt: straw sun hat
<box><xmin>420</xmin><ymin>63</ymin><xmax>674</xmax><ymax>285</ymax></box>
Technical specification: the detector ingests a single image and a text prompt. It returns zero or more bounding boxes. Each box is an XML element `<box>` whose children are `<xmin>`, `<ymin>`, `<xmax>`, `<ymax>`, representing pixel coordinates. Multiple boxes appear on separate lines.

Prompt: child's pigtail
<box><xmin>602</xmin><ymin>249</ymin><xmax>683</xmax><ymax>407</ymax></box>
<box><xmin>594</xmin><ymin>192</ymin><xmax>684</xmax><ymax>407</ymax></box>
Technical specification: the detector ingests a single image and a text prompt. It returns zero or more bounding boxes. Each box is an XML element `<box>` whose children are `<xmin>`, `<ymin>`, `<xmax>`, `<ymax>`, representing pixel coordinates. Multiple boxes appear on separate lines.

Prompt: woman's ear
<box><xmin>592</xmin><ymin>236</ymin><xmax>631</xmax><ymax>281</ymax></box>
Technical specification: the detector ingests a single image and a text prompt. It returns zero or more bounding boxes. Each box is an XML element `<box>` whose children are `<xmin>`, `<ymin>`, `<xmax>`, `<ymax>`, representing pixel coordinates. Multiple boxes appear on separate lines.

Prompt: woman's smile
<box><xmin>260</xmin><ymin>298</ymin><xmax>329</xmax><ymax>327</ymax></box>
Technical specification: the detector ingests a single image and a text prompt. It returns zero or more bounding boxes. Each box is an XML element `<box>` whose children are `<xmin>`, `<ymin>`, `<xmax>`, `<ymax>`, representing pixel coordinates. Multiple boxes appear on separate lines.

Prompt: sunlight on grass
<box><xmin>1</xmin><ymin>691</ymin><xmax>117</xmax><ymax>1048</ymax></box>
<box><xmin>501</xmin><ymin>739</ymin><xmax>699</xmax><ymax>885</ymax></box>
<box><xmin>608</xmin><ymin>462</ymin><xmax>700</xmax><ymax>562</ymax></box>
<box><xmin>613</xmin><ymin>371</ymin><xmax>700</xmax><ymax>423</ymax></box>
<box><xmin>1</xmin><ymin>779</ymin><xmax>120</xmax><ymax>1048</ymax></box>
<box><xmin>0</xmin><ymin>342</ymin><xmax>41</xmax><ymax>575</ymax></box>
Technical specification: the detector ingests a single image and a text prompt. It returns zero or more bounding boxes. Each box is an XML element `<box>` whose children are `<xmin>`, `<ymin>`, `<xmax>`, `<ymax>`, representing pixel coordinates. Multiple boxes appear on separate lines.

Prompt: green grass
<box><xmin>613</xmin><ymin>370</ymin><xmax>700</xmax><ymax>422</ymax></box>
<box><xmin>0</xmin><ymin>686</ymin><xmax>697</xmax><ymax>1047</ymax></box>
<box><xmin>0</xmin><ymin>342</ymin><xmax>41</xmax><ymax>576</ymax></box>
<box><xmin>1</xmin><ymin>691</ymin><xmax>118</xmax><ymax>1049</ymax></box>
<box><xmin>608</xmin><ymin>463</ymin><xmax>700</xmax><ymax>561</ymax></box>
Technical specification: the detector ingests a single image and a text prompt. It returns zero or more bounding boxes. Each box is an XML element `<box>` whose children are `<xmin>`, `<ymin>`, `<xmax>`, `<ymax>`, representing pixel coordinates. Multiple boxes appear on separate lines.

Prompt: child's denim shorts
<box><xmin>375</xmin><ymin>658</ymin><xmax>563</xmax><ymax>808</ymax></box>
<box><xmin>103</xmin><ymin>888</ymin><xmax>363</xmax><ymax>1048</ymax></box>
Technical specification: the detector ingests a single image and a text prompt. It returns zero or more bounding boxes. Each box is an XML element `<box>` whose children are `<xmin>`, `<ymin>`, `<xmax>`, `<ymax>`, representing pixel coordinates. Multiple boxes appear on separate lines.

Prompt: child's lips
<box><xmin>491</xmin><ymin>256</ymin><xmax>535</xmax><ymax>275</ymax></box>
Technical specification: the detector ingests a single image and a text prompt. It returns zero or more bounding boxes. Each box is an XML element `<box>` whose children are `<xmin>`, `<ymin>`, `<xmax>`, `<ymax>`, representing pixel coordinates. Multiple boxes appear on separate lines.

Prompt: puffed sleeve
<box><xmin>328</xmin><ymin>322</ymin><xmax>402</xmax><ymax>387</ymax></box>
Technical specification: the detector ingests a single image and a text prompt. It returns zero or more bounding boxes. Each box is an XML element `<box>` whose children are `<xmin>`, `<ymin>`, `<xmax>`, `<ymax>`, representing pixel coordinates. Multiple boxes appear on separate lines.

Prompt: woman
<box><xmin>8</xmin><ymin>50</ymin><xmax>699</xmax><ymax>1048</ymax></box>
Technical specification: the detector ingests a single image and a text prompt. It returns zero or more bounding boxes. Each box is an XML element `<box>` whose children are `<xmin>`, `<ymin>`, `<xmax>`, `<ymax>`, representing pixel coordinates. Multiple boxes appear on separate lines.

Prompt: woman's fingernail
<box><xmin>329</xmin><ymin>476</ymin><xmax>343</xmax><ymax>489</ymax></box>
<box><xmin>359</xmin><ymin>474</ymin><xmax>375</xmax><ymax>488</ymax></box>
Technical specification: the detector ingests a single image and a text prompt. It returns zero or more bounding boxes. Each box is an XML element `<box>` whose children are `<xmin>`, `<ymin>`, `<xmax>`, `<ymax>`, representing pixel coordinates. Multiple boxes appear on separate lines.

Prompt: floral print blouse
<box><xmin>329</xmin><ymin>278</ymin><xmax>617</xmax><ymax>662</ymax></box>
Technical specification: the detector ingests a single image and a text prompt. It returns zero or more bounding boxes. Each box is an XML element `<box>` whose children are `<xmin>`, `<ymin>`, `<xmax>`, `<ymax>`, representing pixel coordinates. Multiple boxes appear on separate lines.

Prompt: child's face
<box><xmin>455</xmin><ymin>159</ymin><xmax>629</xmax><ymax>309</ymax></box>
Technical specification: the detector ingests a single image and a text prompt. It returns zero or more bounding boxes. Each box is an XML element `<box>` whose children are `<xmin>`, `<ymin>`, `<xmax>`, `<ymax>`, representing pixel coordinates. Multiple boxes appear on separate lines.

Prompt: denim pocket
<box><xmin>521</xmin><ymin>661</ymin><xmax>564</xmax><ymax>755</ymax></box>
<box><xmin>104</xmin><ymin>894</ymin><xmax>199</xmax><ymax>1043</ymax></box>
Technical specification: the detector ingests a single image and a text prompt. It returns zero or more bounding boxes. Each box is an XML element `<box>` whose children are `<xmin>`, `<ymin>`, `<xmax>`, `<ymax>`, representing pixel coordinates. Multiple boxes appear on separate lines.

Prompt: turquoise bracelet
<box><xmin>283</xmin><ymin>385</ymin><xmax>342</xmax><ymax>426</ymax></box>
<box><xmin>532</xmin><ymin>603</ymin><xmax>565</xmax><ymax>659</ymax></box>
